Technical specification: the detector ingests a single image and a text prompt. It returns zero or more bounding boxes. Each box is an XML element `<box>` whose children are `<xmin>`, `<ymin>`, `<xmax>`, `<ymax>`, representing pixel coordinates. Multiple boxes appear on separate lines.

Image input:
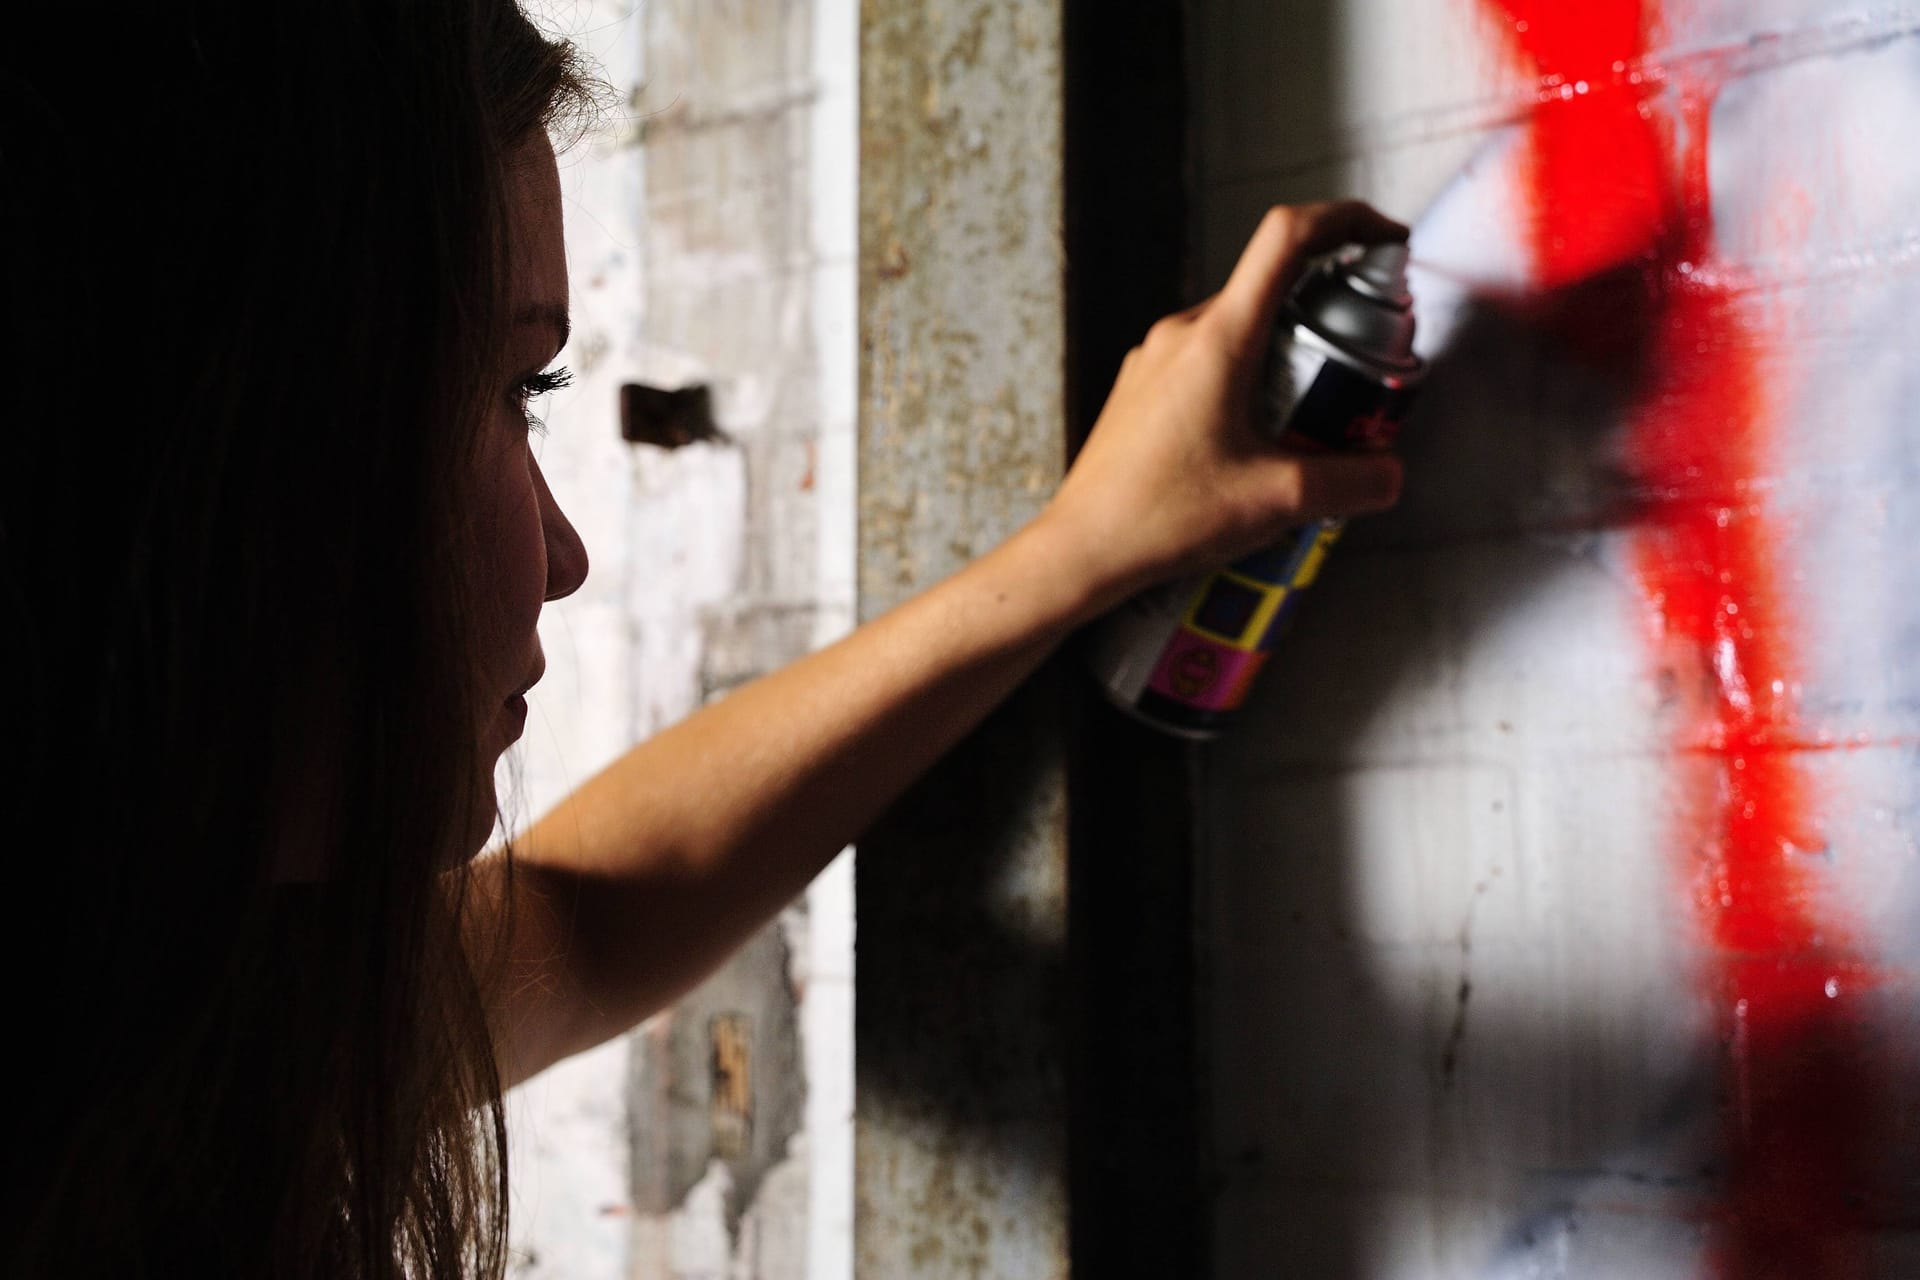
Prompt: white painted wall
<box><xmin>499</xmin><ymin>3</ymin><xmax>856</xmax><ymax>1276</ymax></box>
<box><xmin>1195</xmin><ymin>2</ymin><xmax>1920</xmax><ymax>1276</ymax></box>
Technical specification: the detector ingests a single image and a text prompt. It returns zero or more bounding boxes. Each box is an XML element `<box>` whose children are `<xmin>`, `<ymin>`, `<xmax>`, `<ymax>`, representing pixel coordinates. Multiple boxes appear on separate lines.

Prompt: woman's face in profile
<box><xmin>472</xmin><ymin>134</ymin><xmax>589</xmax><ymax>779</ymax></box>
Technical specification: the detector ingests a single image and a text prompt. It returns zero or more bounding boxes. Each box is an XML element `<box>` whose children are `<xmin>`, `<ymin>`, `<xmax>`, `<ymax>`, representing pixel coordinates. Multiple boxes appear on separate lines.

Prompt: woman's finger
<box><xmin>1210</xmin><ymin>202</ymin><xmax>1410</xmax><ymax>353</ymax></box>
<box><xmin>1271</xmin><ymin>451</ymin><xmax>1404</xmax><ymax>524</ymax></box>
<box><xmin>1174</xmin><ymin>293</ymin><xmax>1216</xmax><ymax>324</ymax></box>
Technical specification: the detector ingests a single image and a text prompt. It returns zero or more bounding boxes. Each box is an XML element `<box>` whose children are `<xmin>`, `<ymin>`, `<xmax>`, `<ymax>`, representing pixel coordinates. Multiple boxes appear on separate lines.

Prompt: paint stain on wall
<box><xmin>1482</xmin><ymin>2</ymin><xmax>1887</xmax><ymax>1276</ymax></box>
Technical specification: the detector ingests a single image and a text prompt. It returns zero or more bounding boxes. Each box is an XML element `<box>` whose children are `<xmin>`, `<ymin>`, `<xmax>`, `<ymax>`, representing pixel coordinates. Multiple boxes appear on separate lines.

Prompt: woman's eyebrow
<box><xmin>515</xmin><ymin>302</ymin><xmax>571</xmax><ymax>350</ymax></box>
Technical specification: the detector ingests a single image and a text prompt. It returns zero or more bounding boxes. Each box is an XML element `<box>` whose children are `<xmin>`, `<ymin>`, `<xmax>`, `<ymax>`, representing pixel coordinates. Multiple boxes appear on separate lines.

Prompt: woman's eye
<box><xmin>515</xmin><ymin>365</ymin><xmax>574</xmax><ymax>436</ymax></box>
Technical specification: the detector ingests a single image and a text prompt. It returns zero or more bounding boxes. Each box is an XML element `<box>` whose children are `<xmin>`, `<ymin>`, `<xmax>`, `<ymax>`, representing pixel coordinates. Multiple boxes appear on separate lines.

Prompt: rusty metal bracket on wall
<box><xmin>856</xmin><ymin>0</ymin><xmax>1201</xmax><ymax>1273</ymax></box>
<box><xmin>855</xmin><ymin>1</ymin><xmax>1072</xmax><ymax>1276</ymax></box>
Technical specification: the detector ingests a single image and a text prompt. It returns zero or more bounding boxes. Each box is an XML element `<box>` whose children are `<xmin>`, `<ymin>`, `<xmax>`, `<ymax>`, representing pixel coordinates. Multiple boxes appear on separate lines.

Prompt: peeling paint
<box><xmin>630</xmin><ymin>926</ymin><xmax>805</xmax><ymax>1246</ymax></box>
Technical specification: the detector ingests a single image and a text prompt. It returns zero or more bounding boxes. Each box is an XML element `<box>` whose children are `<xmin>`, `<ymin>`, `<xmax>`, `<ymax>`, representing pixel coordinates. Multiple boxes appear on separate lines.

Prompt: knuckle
<box><xmin>1271</xmin><ymin>459</ymin><xmax>1306</xmax><ymax>512</ymax></box>
<box><xmin>1295</xmin><ymin>200</ymin><xmax>1341</xmax><ymax>234</ymax></box>
<box><xmin>1261</xmin><ymin>204</ymin><xmax>1300</xmax><ymax>238</ymax></box>
<box><xmin>1191</xmin><ymin>301</ymin><xmax>1233</xmax><ymax>337</ymax></box>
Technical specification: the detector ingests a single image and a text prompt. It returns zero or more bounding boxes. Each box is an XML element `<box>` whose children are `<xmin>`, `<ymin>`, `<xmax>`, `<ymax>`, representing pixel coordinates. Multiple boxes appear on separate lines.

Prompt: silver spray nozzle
<box><xmin>1345</xmin><ymin>242</ymin><xmax>1413</xmax><ymax>307</ymax></box>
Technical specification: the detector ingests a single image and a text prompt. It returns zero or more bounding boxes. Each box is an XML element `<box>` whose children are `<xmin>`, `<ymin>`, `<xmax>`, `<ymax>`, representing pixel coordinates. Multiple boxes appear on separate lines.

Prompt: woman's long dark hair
<box><xmin>1</xmin><ymin>3</ymin><xmax>599</xmax><ymax>1274</ymax></box>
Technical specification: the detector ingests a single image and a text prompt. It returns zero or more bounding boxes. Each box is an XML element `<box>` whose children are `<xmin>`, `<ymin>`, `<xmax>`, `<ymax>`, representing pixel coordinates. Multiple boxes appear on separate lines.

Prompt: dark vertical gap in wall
<box><xmin>1188</xmin><ymin>5</ymin><xmax>1379</xmax><ymax>1274</ymax></box>
<box><xmin>1062</xmin><ymin>1</ymin><xmax>1203</xmax><ymax>1272</ymax></box>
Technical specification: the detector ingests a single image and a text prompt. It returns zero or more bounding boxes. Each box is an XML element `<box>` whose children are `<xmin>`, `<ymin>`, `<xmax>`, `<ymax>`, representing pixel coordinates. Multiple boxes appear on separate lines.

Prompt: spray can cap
<box><xmin>1287</xmin><ymin>241</ymin><xmax>1421</xmax><ymax>375</ymax></box>
<box><xmin>1346</xmin><ymin>242</ymin><xmax>1412</xmax><ymax>306</ymax></box>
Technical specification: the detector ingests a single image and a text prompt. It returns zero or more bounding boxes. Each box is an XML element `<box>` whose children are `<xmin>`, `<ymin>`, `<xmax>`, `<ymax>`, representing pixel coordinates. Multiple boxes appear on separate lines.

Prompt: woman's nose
<box><xmin>532</xmin><ymin>459</ymin><xmax>589</xmax><ymax>602</ymax></box>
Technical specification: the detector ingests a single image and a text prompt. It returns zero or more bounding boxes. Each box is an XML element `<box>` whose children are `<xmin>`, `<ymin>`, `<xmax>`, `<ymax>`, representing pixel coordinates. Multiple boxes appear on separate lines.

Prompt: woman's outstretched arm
<box><xmin>470</xmin><ymin>202</ymin><xmax>1408</xmax><ymax>1087</ymax></box>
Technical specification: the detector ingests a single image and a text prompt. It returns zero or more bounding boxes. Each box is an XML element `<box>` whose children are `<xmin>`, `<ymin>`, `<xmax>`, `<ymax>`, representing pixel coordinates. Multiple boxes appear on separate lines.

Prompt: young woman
<box><xmin>1</xmin><ymin>1</ymin><xmax>1403</xmax><ymax>1274</ymax></box>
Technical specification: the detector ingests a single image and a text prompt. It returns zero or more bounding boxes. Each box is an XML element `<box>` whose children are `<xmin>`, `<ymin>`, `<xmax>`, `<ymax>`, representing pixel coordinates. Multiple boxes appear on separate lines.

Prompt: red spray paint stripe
<box><xmin>1482</xmin><ymin>3</ymin><xmax>1882</xmax><ymax>1276</ymax></box>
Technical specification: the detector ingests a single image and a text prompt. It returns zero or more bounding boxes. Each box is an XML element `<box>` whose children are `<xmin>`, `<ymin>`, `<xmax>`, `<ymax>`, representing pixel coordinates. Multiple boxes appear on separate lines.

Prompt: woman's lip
<box><xmin>509</xmin><ymin>663</ymin><xmax>546</xmax><ymax>700</ymax></box>
<box><xmin>505</xmin><ymin>693</ymin><xmax>529</xmax><ymax>740</ymax></box>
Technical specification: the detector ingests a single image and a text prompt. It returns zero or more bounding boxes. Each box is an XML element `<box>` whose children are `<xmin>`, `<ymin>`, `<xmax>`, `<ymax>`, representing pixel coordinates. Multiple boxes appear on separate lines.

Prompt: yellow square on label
<box><xmin>1185</xmin><ymin>572</ymin><xmax>1287</xmax><ymax>650</ymax></box>
<box><xmin>1241</xmin><ymin>584</ymin><xmax>1290</xmax><ymax>649</ymax></box>
<box><xmin>1291</xmin><ymin>524</ymin><xmax>1344</xmax><ymax>588</ymax></box>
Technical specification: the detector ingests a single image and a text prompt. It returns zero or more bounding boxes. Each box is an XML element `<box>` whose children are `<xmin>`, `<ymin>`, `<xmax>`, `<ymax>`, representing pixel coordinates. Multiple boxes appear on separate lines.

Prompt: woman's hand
<box><xmin>1039</xmin><ymin>201</ymin><xmax>1411</xmax><ymax>610</ymax></box>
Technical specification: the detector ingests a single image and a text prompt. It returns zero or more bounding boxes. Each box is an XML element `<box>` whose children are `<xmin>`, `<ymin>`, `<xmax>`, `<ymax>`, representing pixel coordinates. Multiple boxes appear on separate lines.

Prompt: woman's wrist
<box><xmin>1012</xmin><ymin>499</ymin><xmax>1156</xmax><ymax>630</ymax></box>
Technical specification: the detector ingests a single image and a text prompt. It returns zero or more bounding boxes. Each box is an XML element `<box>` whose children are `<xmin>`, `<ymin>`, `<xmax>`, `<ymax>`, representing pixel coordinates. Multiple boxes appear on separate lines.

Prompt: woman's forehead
<box><xmin>509</xmin><ymin>135</ymin><xmax>567</xmax><ymax>319</ymax></box>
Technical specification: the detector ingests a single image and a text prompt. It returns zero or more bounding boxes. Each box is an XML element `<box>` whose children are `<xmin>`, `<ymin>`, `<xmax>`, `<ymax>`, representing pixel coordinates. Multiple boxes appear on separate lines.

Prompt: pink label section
<box><xmin>1145</xmin><ymin>628</ymin><xmax>1268</xmax><ymax>712</ymax></box>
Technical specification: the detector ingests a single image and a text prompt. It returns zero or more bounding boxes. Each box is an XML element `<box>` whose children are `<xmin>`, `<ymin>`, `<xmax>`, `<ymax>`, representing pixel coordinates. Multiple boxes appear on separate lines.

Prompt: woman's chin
<box><xmin>444</xmin><ymin>771</ymin><xmax>504</xmax><ymax>869</ymax></box>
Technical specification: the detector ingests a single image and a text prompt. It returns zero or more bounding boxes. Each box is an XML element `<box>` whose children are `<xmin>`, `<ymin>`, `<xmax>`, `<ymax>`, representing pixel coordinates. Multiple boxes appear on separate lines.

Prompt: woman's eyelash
<box><xmin>516</xmin><ymin>366</ymin><xmax>574</xmax><ymax>436</ymax></box>
<box><xmin>521</xmin><ymin>367</ymin><xmax>574</xmax><ymax>397</ymax></box>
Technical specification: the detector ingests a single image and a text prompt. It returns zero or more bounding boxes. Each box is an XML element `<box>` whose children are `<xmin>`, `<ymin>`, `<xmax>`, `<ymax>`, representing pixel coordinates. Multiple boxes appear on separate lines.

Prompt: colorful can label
<box><xmin>1121</xmin><ymin>519</ymin><xmax>1345</xmax><ymax>736</ymax></box>
<box><xmin>1089</xmin><ymin>329</ymin><xmax>1418</xmax><ymax>738</ymax></box>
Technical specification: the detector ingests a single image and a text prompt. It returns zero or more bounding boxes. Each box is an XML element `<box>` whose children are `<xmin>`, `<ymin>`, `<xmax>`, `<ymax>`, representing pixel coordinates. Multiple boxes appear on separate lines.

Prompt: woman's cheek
<box><xmin>472</xmin><ymin>436</ymin><xmax>550</xmax><ymax>668</ymax></box>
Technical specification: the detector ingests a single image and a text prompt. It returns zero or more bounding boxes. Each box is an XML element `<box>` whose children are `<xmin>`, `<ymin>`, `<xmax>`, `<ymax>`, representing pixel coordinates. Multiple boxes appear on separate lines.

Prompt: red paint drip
<box><xmin>1483</xmin><ymin>3</ymin><xmax>1883</xmax><ymax>1275</ymax></box>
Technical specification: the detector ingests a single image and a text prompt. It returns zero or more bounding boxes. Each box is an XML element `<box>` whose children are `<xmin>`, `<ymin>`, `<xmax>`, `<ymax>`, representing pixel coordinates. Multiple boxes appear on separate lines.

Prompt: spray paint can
<box><xmin>1088</xmin><ymin>241</ymin><xmax>1426</xmax><ymax>739</ymax></box>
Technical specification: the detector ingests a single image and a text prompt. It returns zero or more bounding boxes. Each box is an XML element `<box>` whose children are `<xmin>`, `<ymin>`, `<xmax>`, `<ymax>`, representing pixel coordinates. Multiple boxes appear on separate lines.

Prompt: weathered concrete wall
<box><xmin>504</xmin><ymin>2</ymin><xmax>857</xmax><ymax>1276</ymax></box>
<box><xmin>1194</xmin><ymin>1</ymin><xmax>1920</xmax><ymax>1276</ymax></box>
<box><xmin>854</xmin><ymin>2</ymin><xmax>1072</xmax><ymax>1277</ymax></box>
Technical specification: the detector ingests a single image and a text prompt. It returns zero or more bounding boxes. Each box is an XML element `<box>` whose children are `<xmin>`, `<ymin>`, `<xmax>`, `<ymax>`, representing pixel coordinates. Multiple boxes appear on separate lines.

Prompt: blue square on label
<box><xmin>1231</xmin><ymin>531</ymin><xmax>1314</xmax><ymax>585</ymax></box>
<box><xmin>1236</xmin><ymin>541</ymin><xmax>1297</xmax><ymax>587</ymax></box>
<box><xmin>1192</xmin><ymin>576</ymin><xmax>1266</xmax><ymax>642</ymax></box>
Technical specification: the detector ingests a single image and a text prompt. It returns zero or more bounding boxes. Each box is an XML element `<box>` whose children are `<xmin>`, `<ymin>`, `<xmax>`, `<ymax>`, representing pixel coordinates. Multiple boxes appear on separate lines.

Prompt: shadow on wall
<box><xmin>1203</xmin><ymin>264</ymin><xmax>1920</xmax><ymax>1275</ymax></box>
<box><xmin>1206</xmin><ymin>274</ymin><xmax>1681</xmax><ymax>1277</ymax></box>
<box><xmin>1190</xmin><ymin>0</ymin><xmax>1920</xmax><ymax>1270</ymax></box>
